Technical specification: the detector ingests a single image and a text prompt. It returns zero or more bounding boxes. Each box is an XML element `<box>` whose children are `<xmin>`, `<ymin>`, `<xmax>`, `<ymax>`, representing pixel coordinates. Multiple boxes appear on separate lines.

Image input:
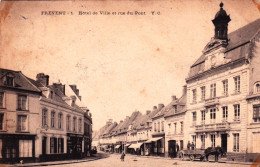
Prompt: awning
<box><xmin>145</xmin><ymin>137</ymin><xmax>163</xmax><ymax>143</ymax></box>
<box><xmin>129</xmin><ymin>143</ymin><xmax>143</xmax><ymax>149</ymax></box>
<box><xmin>115</xmin><ymin>145</ymin><xmax>121</xmax><ymax>149</ymax></box>
<box><xmin>125</xmin><ymin>144</ymin><xmax>131</xmax><ymax>147</ymax></box>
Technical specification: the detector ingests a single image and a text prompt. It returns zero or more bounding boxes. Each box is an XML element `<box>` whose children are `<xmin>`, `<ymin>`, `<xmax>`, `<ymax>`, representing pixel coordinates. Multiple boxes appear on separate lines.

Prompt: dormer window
<box><xmin>254</xmin><ymin>82</ymin><xmax>260</xmax><ymax>93</ymax></box>
<box><xmin>72</xmin><ymin>100</ymin><xmax>75</xmax><ymax>106</ymax></box>
<box><xmin>3</xmin><ymin>73</ymin><xmax>14</xmax><ymax>87</ymax></box>
<box><xmin>50</xmin><ymin>91</ymin><xmax>54</xmax><ymax>99</ymax></box>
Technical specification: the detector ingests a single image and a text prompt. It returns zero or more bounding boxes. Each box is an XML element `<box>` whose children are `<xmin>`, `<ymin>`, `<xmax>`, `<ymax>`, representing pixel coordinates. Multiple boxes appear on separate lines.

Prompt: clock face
<box><xmin>211</xmin><ymin>56</ymin><xmax>216</xmax><ymax>66</ymax></box>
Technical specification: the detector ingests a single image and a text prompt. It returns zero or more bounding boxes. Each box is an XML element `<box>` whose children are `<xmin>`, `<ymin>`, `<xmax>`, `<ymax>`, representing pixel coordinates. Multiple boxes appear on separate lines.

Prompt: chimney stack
<box><xmin>153</xmin><ymin>106</ymin><xmax>157</xmax><ymax>110</ymax></box>
<box><xmin>146</xmin><ymin>110</ymin><xmax>151</xmax><ymax>115</ymax></box>
<box><xmin>53</xmin><ymin>83</ymin><xmax>65</xmax><ymax>95</ymax></box>
<box><xmin>158</xmin><ymin>103</ymin><xmax>164</xmax><ymax>110</ymax></box>
<box><xmin>36</xmin><ymin>73</ymin><xmax>49</xmax><ymax>87</ymax></box>
<box><xmin>171</xmin><ymin>95</ymin><xmax>177</xmax><ymax>101</ymax></box>
<box><xmin>183</xmin><ymin>85</ymin><xmax>187</xmax><ymax>95</ymax></box>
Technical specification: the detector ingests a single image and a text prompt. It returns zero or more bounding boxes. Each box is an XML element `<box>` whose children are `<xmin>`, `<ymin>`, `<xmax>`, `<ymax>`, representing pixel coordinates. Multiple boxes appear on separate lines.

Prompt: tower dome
<box><xmin>212</xmin><ymin>2</ymin><xmax>231</xmax><ymax>40</ymax></box>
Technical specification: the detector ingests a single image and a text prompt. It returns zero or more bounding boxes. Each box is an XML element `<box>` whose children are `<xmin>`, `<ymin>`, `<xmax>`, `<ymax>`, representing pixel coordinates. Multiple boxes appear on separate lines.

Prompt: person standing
<box><xmin>191</xmin><ymin>142</ymin><xmax>195</xmax><ymax>150</ymax></box>
<box><xmin>187</xmin><ymin>141</ymin><xmax>191</xmax><ymax>150</ymax></box>
<box><xmin>120</xmin><ymin>152</ymin><xmax>125</xmax><ymax>162</ymax></box>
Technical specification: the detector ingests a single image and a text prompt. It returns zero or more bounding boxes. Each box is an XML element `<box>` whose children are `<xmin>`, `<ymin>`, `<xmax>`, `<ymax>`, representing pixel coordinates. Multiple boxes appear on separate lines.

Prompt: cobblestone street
<box><xmin>49</xmin><ymin>153</ymin><xmax>254</xmax><ymax>167</ymax></box>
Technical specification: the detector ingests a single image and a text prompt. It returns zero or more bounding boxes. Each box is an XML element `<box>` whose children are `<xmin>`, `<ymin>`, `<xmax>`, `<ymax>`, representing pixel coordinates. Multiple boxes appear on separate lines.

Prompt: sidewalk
<box><xmin>1</xmin><ymin>153</ymin><xmax>109</xmax><ymax>167</ymax></box>
<box><xmin>127</xmin><ymin>153</ymin><xmax>259</xmax><ymax>166</ymax></box>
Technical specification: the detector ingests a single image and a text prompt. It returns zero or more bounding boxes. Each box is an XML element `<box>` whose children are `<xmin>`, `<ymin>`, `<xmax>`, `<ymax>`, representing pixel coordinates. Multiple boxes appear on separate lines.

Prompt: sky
<box><xmin>0</xmin><ymin>0</ymin><xmax>259</xmax><ymax>130</ymax></box>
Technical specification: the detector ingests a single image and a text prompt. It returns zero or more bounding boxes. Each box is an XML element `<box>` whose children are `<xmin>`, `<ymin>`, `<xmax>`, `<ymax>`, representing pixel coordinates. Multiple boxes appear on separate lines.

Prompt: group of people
<box><xmin>186</xmin><ymin>141</ymin><xmax>195</xmax><ymax>150</ymax></box>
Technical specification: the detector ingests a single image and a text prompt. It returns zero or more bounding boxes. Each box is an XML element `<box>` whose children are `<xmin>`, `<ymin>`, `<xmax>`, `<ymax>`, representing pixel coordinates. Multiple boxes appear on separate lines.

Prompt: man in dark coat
<box><xmin>120</xmin><ymin>152</ymin><xmax>125</xmax><ymax>161</ymax></box>
<box><xmin>187</xmin><ymin>141</ymin><xmax>191</xmax><ymax>150</ymax></box>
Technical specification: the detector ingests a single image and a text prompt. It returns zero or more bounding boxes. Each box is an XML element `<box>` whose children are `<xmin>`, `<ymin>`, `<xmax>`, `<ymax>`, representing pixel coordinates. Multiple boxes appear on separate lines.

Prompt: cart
<box><xmin>178</xmin><ymin>149</ymin><xmax>206</xmax><ymax>161</ymax></box>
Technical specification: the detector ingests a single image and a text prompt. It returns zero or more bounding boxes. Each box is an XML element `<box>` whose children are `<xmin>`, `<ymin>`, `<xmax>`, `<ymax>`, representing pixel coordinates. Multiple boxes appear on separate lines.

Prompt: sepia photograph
<box><xmin>0</xmin><ymin>0</ymin><xmax>260</xmax><ymax>166</ymax></box>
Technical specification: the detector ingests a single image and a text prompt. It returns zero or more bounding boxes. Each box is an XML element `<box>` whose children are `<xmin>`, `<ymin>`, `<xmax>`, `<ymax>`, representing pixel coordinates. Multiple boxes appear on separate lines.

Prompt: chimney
<box><xmin>153</xmin><ymin>106</ymin><xmax>157</xmax><ymax>110</ymax></box>
<box><xmin>171</xmin><ymin>95</ymin><xmax>177</xmax><ymax>101</ymax></box>
<box><xmin>120</xmin><ymin>120</ymin><xmax>123</xmax><ymax>123</ymax></box>
<box><xmin>76</xmin><ymin>89</ymin><xmax>79</xmax><ymax>96</ymax></box>
<box><xmin>183</xmin><ymin>85</ymin><xmax>187</xmax><ymax>95</ymax></box>
<box><xmin>36</xmin><ymin>73</ymin><xmax>49</xmax><ymax>86</ymax></box>
<box><xmin>146</xmin><ymin>110</ymin><xmax>151</xmax><ymax>115</ymax></box>
<box><xmin>53</xmin><ymin>83</ymin><xmax>65</xmax><ymax>95</ymax></box>
<box><xmin>158</xmin><ymin>103</ymin><xmax>164</xmax><ymax>110</ymax></box>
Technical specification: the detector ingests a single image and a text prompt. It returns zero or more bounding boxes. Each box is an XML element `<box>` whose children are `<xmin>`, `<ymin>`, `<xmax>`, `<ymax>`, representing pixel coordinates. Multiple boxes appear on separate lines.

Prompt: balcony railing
<box><xmin>195</xmin><ymin>122</ymin><xmax>230</xmax><ymax>132</ymax></box>
<box><xmin>204</xmin><ymin>97</ymin><xmax>220</xmax><ymax>107</ymax></box>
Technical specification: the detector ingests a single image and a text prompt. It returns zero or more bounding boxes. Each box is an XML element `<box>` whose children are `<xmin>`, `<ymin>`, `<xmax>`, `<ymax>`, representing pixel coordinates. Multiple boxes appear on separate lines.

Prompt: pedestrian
<box><xmin>187</xmin><ymin>141</ymin><xmax>191</xmax><ymax>150</ymax></box>
<box><xmin>120</xmin><ymin>152</ymin><xmax>125</xmax><ymax>162</ymax></box>
<box><xmin>191</xmin><ymin>142</ymin><xmax>195</xmax><ymax>150</ymax></box>
<box><xmin>176</xmin><ymin>143</ymin><xmax>180</xmax><ymax>152</ymax></box>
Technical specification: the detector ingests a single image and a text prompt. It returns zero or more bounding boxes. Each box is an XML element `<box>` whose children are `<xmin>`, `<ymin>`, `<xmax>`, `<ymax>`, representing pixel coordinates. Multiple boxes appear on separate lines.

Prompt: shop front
<box><xmin>145</xmin><ymin>137</ymin><xmax>164</xmax><ymax>156</ymax></box>
<box><xmin>0</xmin><ymin>134</ymin><xmax>36</xmax><ymax>163</ymax></box>
<box><xmin>67</xmin><ymin>133</ymin><xmax>83</xmax><ymax>159</ymax></box>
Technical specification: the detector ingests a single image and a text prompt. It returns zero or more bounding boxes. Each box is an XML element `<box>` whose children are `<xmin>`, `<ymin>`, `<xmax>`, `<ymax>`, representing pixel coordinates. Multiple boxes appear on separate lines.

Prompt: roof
<box><xmin>0</xmin><ymin>68</ymin><xmax>41</xmax><ymax>93</ymax></box>
<box><xmin>164</xmin><ymin>93</ymin><xmax>187</xmax><ymax>117</ymax></box>
<box><xmin>188</xmin><ymin>18</ymin><xmax>260</xmax><ymax>79</ymax></box>
<box><xmin>119</xmin><ymin>111</ymin><xmax>142</xmax><ymax>133</ymax></box>
<box><xmin>153</xmin><ymin>100</ymin><xmax>178</xmax><ymax>119</ymax></box>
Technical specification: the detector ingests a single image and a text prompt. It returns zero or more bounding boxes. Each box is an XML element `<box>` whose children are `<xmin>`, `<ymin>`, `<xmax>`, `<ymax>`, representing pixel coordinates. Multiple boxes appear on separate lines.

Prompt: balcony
<box><xmin>195</xmin><ymin>122</ymin><xmax>230</xmax><ymax>133</ymax></box>
<box><xmin>204</xmin><ymin>97</ymin><xmax>220</xmax><ymax>107</ymax></box>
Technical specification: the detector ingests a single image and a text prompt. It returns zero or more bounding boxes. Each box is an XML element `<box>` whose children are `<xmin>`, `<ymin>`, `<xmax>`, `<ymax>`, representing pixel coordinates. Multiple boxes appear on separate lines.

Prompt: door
<box><xmin>221</xmin><ymin>134</ymin><xmax>227</xmax><ymax>153</ymax></box>
<box><xmin>168</xmin><ymin>140</ymin><xmax>176</xmax><ymax>158</ymax></box>
<box><xmin>42</xmin><ymin>137</ymin><xmax>47</xmax><ymax>155</ymax></box>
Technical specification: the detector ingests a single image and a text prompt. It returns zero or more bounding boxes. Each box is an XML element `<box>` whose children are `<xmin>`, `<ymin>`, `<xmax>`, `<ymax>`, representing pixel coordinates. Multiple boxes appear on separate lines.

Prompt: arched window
<box><xmin>256</xmin><ymin>83</ymin><xmax>260</xmax><ymax>93</ymax></box>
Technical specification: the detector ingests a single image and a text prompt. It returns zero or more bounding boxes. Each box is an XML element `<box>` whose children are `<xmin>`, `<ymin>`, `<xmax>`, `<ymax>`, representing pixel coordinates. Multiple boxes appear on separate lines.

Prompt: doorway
<box><xmin>42</xmin><ymin>137</ymin><xmax>47</xmax><ymax>155</ymax></box>
<box><xmin>221</xmin><ymin>134</ymin><xmax>227</xmax><ymax>153</ymax></box>
<box><xmin>168</xmin><ymin>140</ymin><xmax>176</xmax><ymax>158</ymax></box>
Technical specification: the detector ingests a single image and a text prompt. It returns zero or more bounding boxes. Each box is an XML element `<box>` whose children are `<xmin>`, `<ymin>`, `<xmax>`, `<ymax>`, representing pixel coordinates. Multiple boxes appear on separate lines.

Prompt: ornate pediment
<box><xmin>203</xmin><ymin>38</ymin><xmax>228</xmax><ymax>54</ymax></box>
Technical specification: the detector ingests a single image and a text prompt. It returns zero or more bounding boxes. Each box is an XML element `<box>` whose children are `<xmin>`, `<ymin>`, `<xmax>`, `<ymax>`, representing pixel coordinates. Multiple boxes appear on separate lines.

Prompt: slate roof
<box><xmin>102</xmin><ymin>122</ymin><xmax>118</xmax><ymax>136</ymax></box>
<box><xmin>188</xmin><ymin>18</ymin><xmax>260</xmax><ymax>79</ymax></box>
<box><xmin>0</xmin><ymin>68</ymin><xmax>41</xmax><ymax>93</ymax></box>
<box><xmin>153</xmin><ymin>100</ymin><xmax>178</xmax><ymax>119</ymax></box>
<box><xmin>118</xmin><ymin>111</ymin><xmax>142</xmax><ymax>133</ymax></box>
<box><xmin>164</xmin><ymin>92</ymin><xmax>187</xmax><ymax>118</ymax></box>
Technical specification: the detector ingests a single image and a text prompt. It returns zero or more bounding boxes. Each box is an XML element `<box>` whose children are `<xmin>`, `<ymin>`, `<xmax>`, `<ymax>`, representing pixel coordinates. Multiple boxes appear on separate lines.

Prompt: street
<box><xmin>49</xmin><ymin>153</ymin><xmax>254</xmax><ymax>167</ymax></box>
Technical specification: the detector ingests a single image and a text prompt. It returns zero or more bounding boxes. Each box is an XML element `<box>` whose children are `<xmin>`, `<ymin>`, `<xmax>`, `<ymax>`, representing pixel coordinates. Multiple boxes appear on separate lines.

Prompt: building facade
<box><xmin>0</xmin><ymin>69</ymin><xmax>42</xmax><ymax>163</ymax></box>
<box><xmin>185</xmin><ymin>3</ymin><xmax>260</xmax><ymax>161</ymax></box>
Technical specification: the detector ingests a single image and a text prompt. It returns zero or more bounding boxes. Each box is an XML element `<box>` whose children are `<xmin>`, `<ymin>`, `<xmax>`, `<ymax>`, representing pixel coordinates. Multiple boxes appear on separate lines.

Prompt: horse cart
<box><xmin>178</xmin><ymin>147</ymin><xmax>224</xmax><ymax>162</ymax></box>
<box><xmin>178</xmin><ymin>149</ymin><xmax>206</xmax><ymax>161</ymax></box>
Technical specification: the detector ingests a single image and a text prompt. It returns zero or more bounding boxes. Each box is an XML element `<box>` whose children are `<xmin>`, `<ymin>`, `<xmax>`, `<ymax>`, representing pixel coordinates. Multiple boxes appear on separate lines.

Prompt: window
<box><xmin>233</xmin><ymin>133</ymin><xmax>239</xmax><ymax>152</ymax></box>
<box><xmin>5</xmin><ymin>74</ymin><xmax>14</xmax><ymax>86</ymax></box>
<box><xmin>253</xmin><ymin>106</ymin><xmax>260</xmax><ymax>122</ymax></box>
<box><xmin>223</xmin><ymin>79</ymin><xmax>228</xmax><ymax>96</ymax></box>
<box><xmin>73</xmin><ymin>117</ymin><xmax>77</xmax><ymax>132</ymax></box>
<box><xmin>161</xmin><ymin>121</ymin><xmax>164</xmax><ymax>132</ymax></box>
<box><xmin>210</xmin><ymin>83</ymin><xmax>216</xmax><ymax>98</ymax></box>
<box><xmin>0</xmin><ymin>114</ymin><xmax>4</xmax><ymax>130</ymax></box>
<box><xmin>201</xmin><ymin>86</ymin><xmax>205</xmax><ymax>101</ymax></box>
<box><xmin>42</xmin><ymin>109</ymin><xmax>48</xmax><ymax>127</ymax></box>
<box><xmin>66</xmin><ymin>115</ymin><xmax>71</xmax><ymax>131</ymax></box>
<box><xmin>50</xmin><ymin>91</ymin><xmax>54</xmax><ymax>99</ymax></box>
<box><xmin>222</xmin><ymin>106</ymin><xmax>228</xmax><ymax>122</ymax></box>
<box><xmin>78</xmin><ymin>118</ymin><xmax>82</xmax><ymax>132</ymax></box>
<box><xmin>192</xmin><ymin>112</ymin><xmax>197</xmax><ymax>125</ymax></box>
<box><xmin>58</xmin><ymin>138</ymin><xmax>64</xmax><ymax>153</ymax></box>
<box><xmin>17</xmin><ymin>95</ymin><xmax>27</xmax><ymax>110</ymax></box>
<box><xmin>58</xmin><ymin>113</ymin><xmax>63</xmax><ymax>129</ymax></box>
<box><xmin>0</xmin><ymin>92</ymin><xmax>4</xmax><ymax>108</ymax></box>
<box><xmin>192</xmin><ymin>89</ymin><xmax>197</xmax><ymax>103</ymax></box>
<box><xmin>234</xmin><ymin>76</ymin><xmax>240</xmax><ymax>93</ymax></box>
<box><xmin>168</xmin><ymin>123</ymin><xmax>171</xmax><ymax>134</ymax></box>
<box><xmin>256</xmin><ymin>83</ymin><xmax>260</xmax><ymax>93</ymax></box>
<box><xmin>201</xmin><ymin>110</ymin><xmax>205</xmax><ymax>124</ymax></box>
<box><xmin>234</xmin><ymin>104</ymin><xmax>240</xmax><ymax>121</ymax></box>
<box><xmin>192</xmin><ymin>135</ymin><xmax>196</xmax><ymax>148</ymax></box>
<box><xmin>180</xmin><ymin>122</ymin><xmax>183</xmax><ymax>134</ymax></box>
<box><xmin>19</xmin><ymin>140</ymin><xmax>32</xmax><ymax>157</ymax></box>
<box><xmin>210</xmin><ymin>108</ymin><xmax>216</xmax><ymax>124</ymax></box>
<box><xmin>51</xmin><ymin>111</ymin><xmax>55</xmax><ymax>128</ymax></box>
<box><xmin>201</xmin><ymin>135</ymin><xmax>205</xmax><ymax>149</ymax></box>
<box><xmin>17</xmin><ymin>115</ymin><xmax>28</xmax><ymax>132</ymax></box>
<box><xmin>211</xmin><ymin>134</ymin><xmax>216</xmax><ymax>147</ymax></box>
<box><xmin>158</xmin><ymin>122</ymin><xmax>160</xmax><ymax>132</ymax></box>
<box><xmin>154</xmin><ymin>123</ymin><xmax>157</xmax><ymax>132</ymax></box>
<box><xmin>174</xmin><ymin>123</ymin><xmax>177</xmax><ymax>134</ymax></box>
<box><xmin>50</xmin><ymin>137</ymin><xmax>57</xmax><ymax>154</ymax></box>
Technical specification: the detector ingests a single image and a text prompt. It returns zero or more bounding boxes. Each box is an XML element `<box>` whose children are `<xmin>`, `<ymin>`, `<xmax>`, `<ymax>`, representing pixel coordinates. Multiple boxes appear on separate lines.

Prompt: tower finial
<box><xmin>220</xmin><ymin>2</ymin><xmax>223</xmax><ymax>8</ymax></box>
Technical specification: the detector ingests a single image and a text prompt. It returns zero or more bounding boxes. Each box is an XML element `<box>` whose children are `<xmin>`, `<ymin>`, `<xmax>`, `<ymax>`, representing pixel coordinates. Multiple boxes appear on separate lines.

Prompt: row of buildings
<box><xmin>94</xmin><ymin>3</ymin><xmax>260</xmax><ymax>162</ymax></box>
<box><xmin>0</xmin><ymin>70</ymin><xmax>92</xmax><ymax>163</ymax></box>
